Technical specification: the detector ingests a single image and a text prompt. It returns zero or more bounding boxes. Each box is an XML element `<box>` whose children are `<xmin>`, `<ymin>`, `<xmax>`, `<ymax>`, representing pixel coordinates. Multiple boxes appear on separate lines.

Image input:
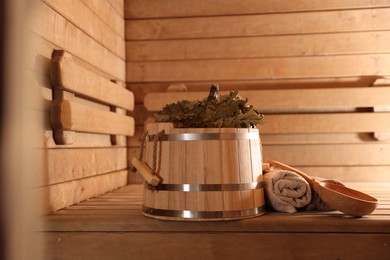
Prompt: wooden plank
<box><xmin>38</xmin><ymin>147</ymin><xmax>127</xmax><ymax>186</ymax></box>
<box><xmin>144</xmin><ymin>87</ymin><xmax>390</xmax><ymax>111</ymax></box>
<box><xmin>51</xmin><ymin>99</ymin><xmax>135</xmax><ymax>136</ymax></box>
<box><xmin>260</xmin><ymin>133</ymin><xmax>390</xmax><ymax>145</ymax></box>
<box><xmin>127</xmin><ymin>54</ymin><xmax>390</xmax><ymax>82</ymax></box>
<box><xmin>44</xmin><ymin>232</ymin><xmax>390</xmax><ymax>259</ymax></box>
<box><xmin>296</xmin><ymin>166</ymin><xmax>390</xmax><ymax>182</ymax></box>
<box><xmin>125</xmin><ymin>0</ymin><xmax>390</xmax><ymax>19</ymax></box>
<box><xmin>51</xmin><ymin>51</ymin><xmax>134</xmax><ymax>110</ymax></box>
<box><xmin>107</xmin><ymin>0</ymin><xmax>124</xmax><ymax>17</ymax></box>
<box><xmin>259</xmin><ymin>113</ymin><xmax>390</xmax><ymax>134</ymax></box>
<box><xmin>44</xmin><ymin>131</ymin><xmax>114</xmax><ymax>148</ymax></box>
<box><xmin>40</xmin><ymin>170</ymin><xmax>128</xmax><ymax>214</ymax></box>
<box><xmin>42</xmin><ymin>0</ymin><xmax>125</xmax><ymax>59</ymax></box>
<box><xmin>128</xmin><ymin>76</ymin><xmax>381</xmax><ymax>103</ymax></box>
<box><xmin>80</xmin><ymin>0</ymin><xmax>124</xmax><ymax>38</ymax></box>
<box><xmin>35</xmin><ymin>2</ymin><xmax>125</xmax><ymax>81</ymax></box>
<box><xmin>125</xmin><ymin>8</ymin><xmax>390</xmax><ymax>40</ymax></box>
<box><xmin>262</xmin><ymin>143</ymin><xmax>390</xmax><ymax>166</ymax></box>
<box><xmin>127</xmin><ymin>31</ymin><xmax>390</xmax><ymax>61</ymax></box>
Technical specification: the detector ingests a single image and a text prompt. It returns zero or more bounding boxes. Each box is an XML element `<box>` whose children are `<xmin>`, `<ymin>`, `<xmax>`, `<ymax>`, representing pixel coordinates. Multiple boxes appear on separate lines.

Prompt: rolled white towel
<box><xmin>264</xmin><ymin>170</ymin><xmax>312</xmax><ymax>213</ymax></box>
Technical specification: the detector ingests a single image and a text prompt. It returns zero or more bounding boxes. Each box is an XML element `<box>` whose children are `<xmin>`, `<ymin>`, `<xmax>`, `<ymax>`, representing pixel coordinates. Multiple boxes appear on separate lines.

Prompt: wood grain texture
<box><xmin>262</xmin><ymin>143</ymin><xmax>390</xmax><ymax>166</ymax></box>
<box><xmin>126</xmin><ymin>8</ymin><xmax>390</xmax><ymax>40</ymax></box>
<box><xmin>144</xmin><ymin>87</ymin><xmax>390</xmax><ymax>111</ymax></box>
<box><xmin>125</xmin><ymin>0</ymin><xmax>390</xmax><ymax>18</ymax></box>
<box><xmin>127</xmin><ymin>31</ymin><xmax>390</xmax><ymax>61</ymax></box>
<box><xmin>51</xmin><ymin>99</ymin><xmax>135</xmax><ymax>136</ymax></box>
<box><xmin>35</xmin><ymin>2</ymin><xmax>125</xmax><ymax>81</ymax></box>
<box><xmin>39</xmin><ymin>170</ymin><xmax>128</xmax><ymax>214</ymax></box>
<box><xmin>39</xmin><ymin>147</ymin><xmax>127</xmax><ymax>186</ymax></box>
<box><xmin>259</xmin><ymin>113</ymin><xmax>390</xmax><ymax>134</ymax></box>
<box><xmin>44</xmin><ymin>232</ymin><xmax>390</xmax><ymax>260</ymax></box>
<box><xmin>127</xmin><ymin>54</ymin><xmax>390</xmax><ymax>82</ymax></box>
<box><xmin>80</xmin><ymin>0</ymin><xmax>124</xmax><ymax>38</ymax></box>
<box><xmin>51</xmin><ymin>51</ymin><xmax>134</xmax><ymax>110</ymax></box>
<box><xmin>42</xmin><ymin>0</ymin><xmax>125</xmax><ymax>59</ymax></box>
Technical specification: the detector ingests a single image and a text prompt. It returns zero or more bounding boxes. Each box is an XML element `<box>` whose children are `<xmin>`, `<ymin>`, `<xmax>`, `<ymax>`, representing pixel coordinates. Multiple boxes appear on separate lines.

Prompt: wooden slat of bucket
<box><xmin>143</xmin><ymin>124</ymin><xmax>159</xmax><ymax>211</ymax></box>
<box><xmin>238</xmin><ymin>128</ymin><xmax>255</xmax><ymax>210</ymax></box>
<box><xmin>185</xmin><ymin>128</ymin><xmax>205</xmax><ymax>212</ymax></box>
<box><xmin>153</xmin><ymin>123</ymin><xmax>172</xmax><ymax>210</ymax></box>
<box><xmin>222</xmin><ymin>128</ymin><xmax>242</xmax><ymax>211</ymax></box>
<box><xmin>204</xmin><ymin>128</ymin><xmax>224</xmax><ymax>212</ymax></box>
<box><xmin>250</xmin><ymin>128</ymin><xmax>265</xmax><ymax>208</ymax></box>
<box><xmin>168</xmin><ymin>128</ymin><xmax>186</xmax><ymax>212</ymax></box>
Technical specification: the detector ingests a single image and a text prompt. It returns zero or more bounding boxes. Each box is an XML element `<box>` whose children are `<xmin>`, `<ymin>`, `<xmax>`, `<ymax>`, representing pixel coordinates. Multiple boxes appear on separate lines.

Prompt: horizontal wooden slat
<box><xmin>125</xmin><ymin>0</ymin><xmax>390</xmax><ymax>19</ymax></box>
<box><xmin>35</xmin><ymin>2</ymin><xmax>125</xmax><ymax>81</ymax></box>
<box><xmin>126</xmin><ymin>8</ymin><xmax>390</xmax><ymax>40</ymax></box>
<box><xmin>144</xmin><ymin>87</ymin><xmax>390</xmax><ymax>111</ymax></box>
<box><xmin>51</xmin><ymin>51</ymin><xmax>134</xmax><ymax>110</ymax></box>
<box><xmin>127</xmin><ymin>54</ymin><xmax>390</xmax><ymax>82</ymax></box>
<box><xmin>80</xmin><ymin>0</ymin><xmax>124</xmax><ymax>38</ymax></box>
<box><xmin>296</xmin><ymin>166</ymin><xmax>390</xmax><ymax>182</ymax></box>
<box><xmin>259</xmin><ymin>113</ymin><xmax>390</xmax><ymax>134</ymax></box>
<box><xmin>51</xmin><ymin>100</ymin><xmax>135</xmax><ymax>136</ymax></box>
<box><xmin>39</xmin><ymin>170</ymin><xmax>128</xmax><ymax>214</ymax></box>
<box><xmin>127</xmin><ymin>31</ymin><xmax>390</xmax><ymax>61</ymax></box>
<box><xmin>128</xmin><ymin>76</ymin><xmax>382</xmax><ymax>103</ymax></box>
<box><xmin>42</xmin><ymin>0</ymin><xmax>125</xmax><ymax>59</ymax></box>
<box><xmin>261</xmin><ymin>133</ymin><xmax>390</xmax><ymax>145</ymax></box>
<box><xmin>262</xmin><ymin>143</ymin><xmax>390</xmax><ymax>166</ymax></box>
<box><xmin>38</xmin><ymin>147</ymin><xmax>127</xmax><ymax>186</ymax></box>
<box><xmin>44</xmin><ymin>232</ymin><xmax>390</xmax><ymax>259</ymax></box>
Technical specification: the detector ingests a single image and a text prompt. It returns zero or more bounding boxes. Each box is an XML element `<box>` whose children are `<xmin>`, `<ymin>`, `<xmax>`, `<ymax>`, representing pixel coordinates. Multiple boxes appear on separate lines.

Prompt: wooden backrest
<box><xmin>50</xmin><ymin>50</ymin><xmax>135</xmax><ymax>145</ymax></box>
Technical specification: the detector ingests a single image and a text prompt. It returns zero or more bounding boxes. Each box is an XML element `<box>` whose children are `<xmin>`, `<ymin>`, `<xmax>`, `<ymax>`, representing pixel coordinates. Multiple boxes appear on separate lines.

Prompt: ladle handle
<box><xmin>265</xmin><ymin>160</ymin><xmax>316</xmax><ymax>186</ymax></box>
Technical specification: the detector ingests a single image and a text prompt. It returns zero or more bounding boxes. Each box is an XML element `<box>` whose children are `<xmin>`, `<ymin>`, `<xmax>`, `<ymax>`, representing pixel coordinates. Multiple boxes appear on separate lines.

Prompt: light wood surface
<box><xmin>35</xmin><ymin>2</ymin><xmax>125</xmax><ymax>81</ymax></box>
<box><xmin>144</xmin><ymin>87</ymin><xmax>390</xmax><ymax>112</ymax></box>
<box><xmin>42</xmin><ymin>183</ymin><xmax>390</xmax><ymax>259</ymax></box>
<box><xmin>43</xmin><ymin>0</ymin><xmax>125</xmax><ymax>59</ymax></box>
<box><xmin>128</xmin><ymin>54</ymin><xmax>390</xmax><ymax>82</ymax></box>
<box><xmin>125</xmin><ymin>0</ymin><xmax>390</xmax><ymax>19</ymax></box>
<box><xmin>51</xmin><ymin>99</ymin><xmax>135</xmax><ymax>136</ymax></box>
<box><xmin>81</xmin><ymin>0</ymin><xmax>124</xmax><ymax>38</ymax></box>
<box><xmin>126</xmin><ymin>8</ymin><xmax>390</xmax><ymax>40</ymax></box>
<box><xmin>51</xmin><ymin>51</ymin><xmax>134</xmax><ymax>110</ymax></box>
<box><xmin>127</xmin><ymin>31</ymin><xmax>390</xmax><ymax>61</ymax></box>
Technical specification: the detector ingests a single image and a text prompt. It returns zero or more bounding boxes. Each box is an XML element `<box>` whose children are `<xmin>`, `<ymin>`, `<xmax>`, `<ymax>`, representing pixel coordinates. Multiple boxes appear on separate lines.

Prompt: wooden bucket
<box><xmin>142</xmin><ymin>123</ymin><xmax>265</xmax><ymax>221</ymax></box>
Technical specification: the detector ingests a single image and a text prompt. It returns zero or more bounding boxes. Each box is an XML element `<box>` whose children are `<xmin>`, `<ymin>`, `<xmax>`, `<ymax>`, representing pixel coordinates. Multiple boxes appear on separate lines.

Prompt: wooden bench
<box><xmin>43</xmin><ymin>183</ymin><xmax>390</xmax><ymax>259</ymax></box>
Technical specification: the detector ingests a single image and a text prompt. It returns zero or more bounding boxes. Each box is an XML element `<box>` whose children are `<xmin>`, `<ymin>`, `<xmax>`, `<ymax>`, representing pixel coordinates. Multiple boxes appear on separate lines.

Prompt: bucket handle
<box><xmin>130</xmin><ymin>130</ymin><xmax>165</xmax><ymax>187</ymax></box>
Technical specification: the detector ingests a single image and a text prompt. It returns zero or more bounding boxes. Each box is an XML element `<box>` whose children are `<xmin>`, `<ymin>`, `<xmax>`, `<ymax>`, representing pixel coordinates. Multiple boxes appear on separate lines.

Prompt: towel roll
<box><xmin>263</xmin><ymin>170</ymin><xmax>312</xmax><ymax>213</ymax></box>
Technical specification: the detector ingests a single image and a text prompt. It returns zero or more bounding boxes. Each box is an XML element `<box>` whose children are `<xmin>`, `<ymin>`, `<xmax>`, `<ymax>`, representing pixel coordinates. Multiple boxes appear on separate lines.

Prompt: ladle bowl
<box><xmin>266</xmin><ymin>160</ymin><xmax>378</xmax><ymax>217</ymax></box>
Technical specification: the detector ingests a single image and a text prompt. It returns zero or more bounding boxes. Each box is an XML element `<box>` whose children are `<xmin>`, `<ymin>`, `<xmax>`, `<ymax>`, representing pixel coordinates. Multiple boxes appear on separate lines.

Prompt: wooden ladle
<box><xmin>266</xmin><ymin>160</ymin><xmax>378</xmax><ymax>217</ymax></box>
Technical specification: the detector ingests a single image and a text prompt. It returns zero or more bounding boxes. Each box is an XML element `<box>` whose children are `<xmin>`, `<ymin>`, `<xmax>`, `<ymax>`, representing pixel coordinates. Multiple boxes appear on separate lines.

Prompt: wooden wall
<box><xmin>33</xmin><ymin>0</ymin><xmax>128</xmax><ymax>213</ymax></box>
<box><xmin>125</xmin><ymin>1</ymin><xmax>390</xmax><ymax>182</ymax></box>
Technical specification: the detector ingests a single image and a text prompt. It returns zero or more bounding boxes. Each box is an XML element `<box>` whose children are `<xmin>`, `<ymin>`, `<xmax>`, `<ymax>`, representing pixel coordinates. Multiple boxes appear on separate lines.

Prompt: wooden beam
<box><xmin>127</xmin><ymin>54</ymin><xmax>390</xmax><ymax>82</ymax></box>
<box><xmin>125</xmin><ymin>0</ymin><xmax>390</xmax><ymax>19</ymax></box>
<box><xmin>35</xmin><ymin>2</ymin><xmax>125</xmax><ymax>81</ymax></box>
<box><xmin>51</xmin><ymin>51</ymin><xmax>134</xmax><ymax>111</ymax></box>
<box><xmin>51</xmin><ymin>99</ymin><xmax>135</xmax><ymax>136</ymax></box>
<box><xmin>127</xmin><ymin>31</ymin><xmax>390</xmax><ymax>61</ymax></box>
<box><xmin>262</xmin><ymin>143</ymin><xmax>390</xmax><ymax>166</ymax></box>
<box><xmin>125</xmin><ymin>8</ymin><xmax>390</xmax><ymax>40</ymax></box>
<box><xmin>259</xmin><ymin>113</ymin><xmax>390</xmax><ymax>134</ymax></box>
<box><xmin>144</xmin><ymin>87</ymin><xmax>390</xmax><ymax>111</ymax></box>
